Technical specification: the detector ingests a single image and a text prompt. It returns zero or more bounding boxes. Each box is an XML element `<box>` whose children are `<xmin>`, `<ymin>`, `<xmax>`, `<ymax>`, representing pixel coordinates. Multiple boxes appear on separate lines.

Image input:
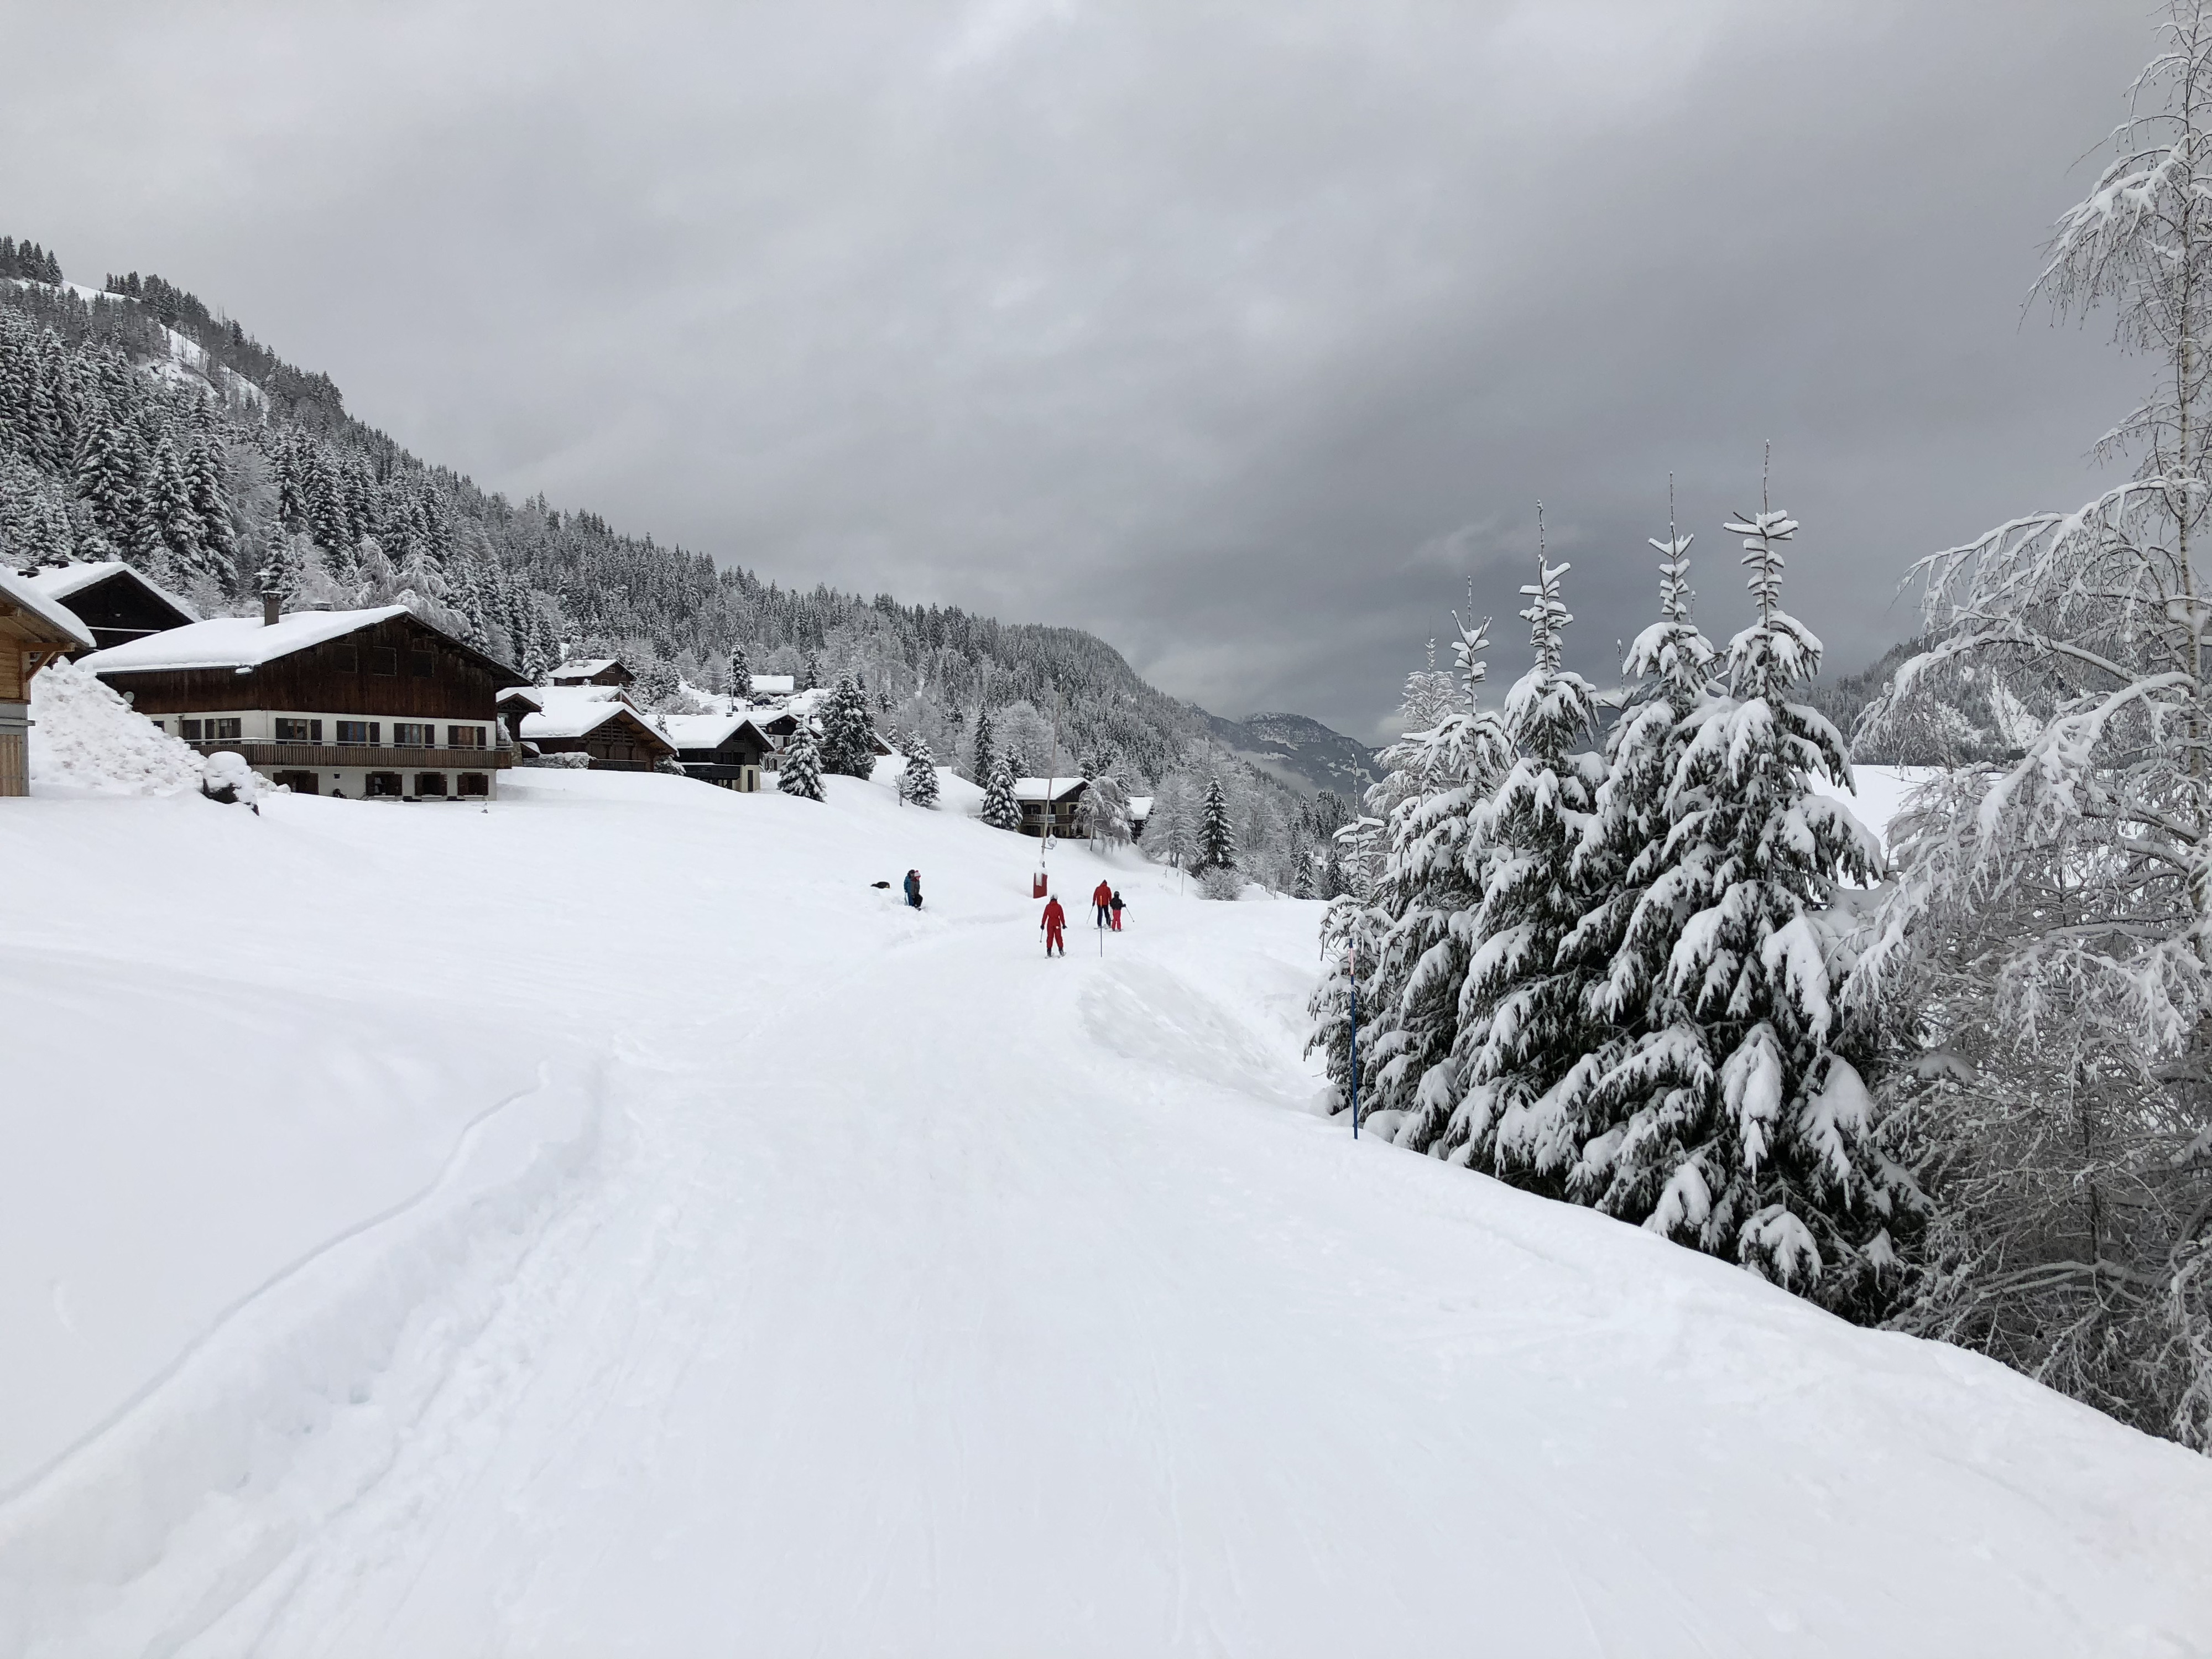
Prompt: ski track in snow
<box><xmin>0</xmin><ymin>767</ymin><xmax>2208</xmax><ymax>1657</ymax></box>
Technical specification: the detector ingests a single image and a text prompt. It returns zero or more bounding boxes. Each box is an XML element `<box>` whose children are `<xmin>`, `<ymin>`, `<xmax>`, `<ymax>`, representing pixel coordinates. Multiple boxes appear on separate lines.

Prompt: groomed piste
<box><xmin>2</xmin><ymin>761</ymin><xmax>2208</xmax><ymax>1657</ymax></box>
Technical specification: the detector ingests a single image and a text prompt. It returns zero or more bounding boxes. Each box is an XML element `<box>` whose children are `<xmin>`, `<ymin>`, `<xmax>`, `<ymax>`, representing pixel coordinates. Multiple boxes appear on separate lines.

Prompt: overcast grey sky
<box><xmin>7</xmin><ymin>1</ymin><xmax>2156</xmax><ymax>738</ymax></box>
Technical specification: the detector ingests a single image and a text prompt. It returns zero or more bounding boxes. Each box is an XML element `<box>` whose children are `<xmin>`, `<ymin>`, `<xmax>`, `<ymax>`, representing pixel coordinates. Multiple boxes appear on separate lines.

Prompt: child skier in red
<box><xmin>1041</xmin><ymin>894</ymin><xmax>1068</xmax><ymax>956</ymax></box>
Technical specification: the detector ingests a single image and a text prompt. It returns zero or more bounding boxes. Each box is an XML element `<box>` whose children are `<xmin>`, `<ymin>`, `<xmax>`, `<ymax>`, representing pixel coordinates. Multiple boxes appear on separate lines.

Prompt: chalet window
<box><xmin>336</xmin><ymin>721</ymin><xmax>379</xmax><ymax>745</ymax></box>
<box><xmin>458</xmin><ymin>772</ymin><xmax>490</xmax><ymax>797</ymax></box>
<box><xmin>332</xmin><ymin>645</ymin><xmax>359</xmax><ymax>672</ymax></box>
<box><xmin>415</xmin><ymin>772</ymin><xmax>448</xmax><ymax>797</ymax></box>
<box><xmin>446</xmin><ymin>724</ymin><xmax>486</xmax><ymax>748</ymax></box>
<box><xmin>371</xmin><ymin>648</ymin><xmax>399</xmax><ymax>676</ymax></box>
<box><xmin>181</xmin><ymin>718</ymin><xmax>242</xmax><ymax>742</ymax></box>
<box><xmin>274</xmin><ymin>718</ymin><xmax>322</xmax><ymax>742</ymax></box>
<box><xmin>273</xmin><ymin>770</ymin><xmax>317</xmax><ymax>794</ymax></box>
<box><xmin>366</xmin><ymin>771</ymin><xmax>402</xmax><ymax>797</ymax></box>
<box><xmin>147</xmin><ymin>719</ymin><xmax>165</xmax><ymax>733</ymax></box>
<box><xmin>408</xmin><ymin>651</ymin><xmax>435</xmax><ymax>678</ymax></box>
<box><xmin>393</xmin><ymin>723</ymin><xmax>433</xmax><ymax>747</ymax></box>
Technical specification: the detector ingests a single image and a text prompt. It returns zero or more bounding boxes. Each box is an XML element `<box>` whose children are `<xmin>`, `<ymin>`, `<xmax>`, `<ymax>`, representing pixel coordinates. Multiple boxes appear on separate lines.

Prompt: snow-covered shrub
<box><xmin>27</xmin><ymin>659</ymin><xmax>204</xmax><ymax>796</ymax></box>
<box><xmin>1197</xmin><ymin>864</ymin><xmax>1243</xmax><ymax>902</ymax></box>
<box><xmin>199</xmin><ymin>749</ymin><xmax>273</xmax><ymax>806</ymax></box>
<box><xmin>520</xmin><ymin>750</ymin><xmax>591</xmax><ymax>770</ymax></box>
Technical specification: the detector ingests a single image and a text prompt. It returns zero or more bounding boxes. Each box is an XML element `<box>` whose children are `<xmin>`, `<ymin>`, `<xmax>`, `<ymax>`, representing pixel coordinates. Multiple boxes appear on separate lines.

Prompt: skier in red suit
<box><xmin>1041</xmin><ymin>895</ymin><xmax>1068</xmax><ymax>957</ymax></box>
<box><xmin>1091</xmin><ymin>879</ymin><xmax>1114</xmax><ymax>929</ymax></box>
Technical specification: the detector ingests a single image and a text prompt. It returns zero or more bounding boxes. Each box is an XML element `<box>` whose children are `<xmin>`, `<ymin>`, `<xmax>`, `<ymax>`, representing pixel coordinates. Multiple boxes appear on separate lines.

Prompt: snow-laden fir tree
<box><xmin>1197</xmin><ymin>776</ymin><xmax>1235</xmax><ymax>871</ymax></box>
<box><xmin>728</xmin><ymin>642</ymin><xmax>751</xmax><ymax>702</ymax></box>
<box><xmin>981</xmin><ymin>758</ymin><xmax>1022</xmax><ymax>830</ymax></box>
<box><xmin>1590</xmin><ymin>474</ymin><xmax>1900</xmax><ymax>1314</ymax></box>
<box><xmin>1851</xmin><ymin>0</ymin><xmax>2212</xmax><ymax>1444</ymax></box>
<box><xmin>900</xmin><ymin>738</ymin><xmax>940</xmax><ymax>808</ymax></box>
<box><xmin>1425</xmin><ymin>534</ymin><xmax>1604</xmax><ymax>1182</ymax></box>
<box><xmin>1364</xmin><ymin>618</ymin><xmax>1515</xmax><ymax>1144</ymax></box>
<box><xmin>1306</xmin><ymin>812</ymin><xmax>1389</xmax><ymax>1118</ymax></box>
<box><xmin>1557</xmin><ymin>499</ymin><xmax>1720</xmax><ymax>1199</ymax></box>
<box><xmin>971</xmin><ymin>705</ymin><xmax>995</xmax><ymax>785</ymax></box>
<box><xmin>778</xmin><ymin>729</ymin><xmax>825</xmax><ymax>801</ymax></box>
<box><xmin>819</xmin><ymin>673</ymin><xmax>877</xmax><ymax>778</ymax></box>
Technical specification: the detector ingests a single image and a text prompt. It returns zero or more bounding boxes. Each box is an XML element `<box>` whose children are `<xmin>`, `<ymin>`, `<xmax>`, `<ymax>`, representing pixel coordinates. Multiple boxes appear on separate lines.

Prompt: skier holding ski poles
<box><xmin>1041</xmin><ymin>894</ymin><xmax>1068</xmax><ymax>957</ymax></box>
<box><xmin>1091</xmin><ymin>878</ymin><xmax>1113</xmax><ymax>930</ymax></box>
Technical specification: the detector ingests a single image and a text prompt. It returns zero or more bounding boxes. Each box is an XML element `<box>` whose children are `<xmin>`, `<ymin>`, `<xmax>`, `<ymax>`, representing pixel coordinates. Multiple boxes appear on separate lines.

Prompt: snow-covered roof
<box><xmin>549</xmin><ymin>658</ymin><xmax>623</xmax><ymax>682</ymax></box>
<box><xmin>748</xmin><ymin>674</ymin><xmax>795</xmax><ymax>695</ymax></box>
<box><xmin>496</xmin><ymin>685</ymin><xmax>546</xmax><ymax>708</ymax></box>
<box><xmin>20</xmin><ymin>560</ymin><xmax>199</xmax><ymax>620</ymax></box>
<box><xmin>0</xmin><ymin>567</ymin><xmax>96</xmax><ymax>650</ymax></box>
<box><xmin>519</xmin><ymin>686</ymin><xmax>671</xmax><ymax>743</ymax></box>
<box><xmin>1012</xmin><ymin>776</ymin><xmax>1087</xmax><ymax>801</ymax></box>
<box><xmin>77</xmin><ymin>606</ymin><xmax>408</xmax><ymax>674</ymax></box>
<box><xmin>662</xmin><ymin>713</ymin><xmax>770</xmax><ymax>751</ymax></box>
<box><xmin>1129</xmin><ymin>795</ymin><xmax>1155</xmax><ymax>817</ymax></box>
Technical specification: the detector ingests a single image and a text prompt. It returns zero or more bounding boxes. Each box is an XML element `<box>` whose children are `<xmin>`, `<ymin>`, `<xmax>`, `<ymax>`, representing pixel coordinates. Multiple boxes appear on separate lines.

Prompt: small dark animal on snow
<box><xmin>870</xmin><ymin>880</ymin><xmax>893</xmax><ymax>889</ymax></box>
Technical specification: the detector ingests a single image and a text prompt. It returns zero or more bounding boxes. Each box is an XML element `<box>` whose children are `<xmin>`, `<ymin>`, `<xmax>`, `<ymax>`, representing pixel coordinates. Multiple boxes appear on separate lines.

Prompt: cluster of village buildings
<box><xmin>0</xmin><ymin>562</ymin><xmax>1135</xmax><ymax>839</ymax></box>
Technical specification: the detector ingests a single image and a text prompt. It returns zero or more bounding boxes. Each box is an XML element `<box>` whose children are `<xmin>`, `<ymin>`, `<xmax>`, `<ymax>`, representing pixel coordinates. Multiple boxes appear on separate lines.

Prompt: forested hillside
<box><xmin>0</xmin><ymin>243</ymin><xmax>1348</xmax><ymax>883</ymax></box>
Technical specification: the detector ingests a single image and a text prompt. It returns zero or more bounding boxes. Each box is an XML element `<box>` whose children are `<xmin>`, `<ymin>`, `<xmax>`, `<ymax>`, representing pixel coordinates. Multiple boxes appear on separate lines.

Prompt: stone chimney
<box><xmin>262</xmin><ymin>592</ymin><xmax>281</xmax><ymax>627</ymax></box>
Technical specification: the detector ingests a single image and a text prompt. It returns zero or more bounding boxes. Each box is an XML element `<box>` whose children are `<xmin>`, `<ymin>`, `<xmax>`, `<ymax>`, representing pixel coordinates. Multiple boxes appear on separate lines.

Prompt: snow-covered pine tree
<box><xmin>728</xmin><ymin>642</ymin><xmax>752</xmax><ymax>702</ymax></box>
<box><xmin>982</xmin><ymin>758</ymin><xmax>1022</xmax><ymax>830</ymax></box>
<box><xmin>1556</xmin><ymin>497</ymin><xmax>1720</xmax><ymax>1199</ymax></box>
<box><xmin>256</xmin><ymin>529</ymin><xmax>311</xmax><ymax>607</ymax></box>
<box><xmin>1434</xmin><ymin>534</ymin><xmax>1604</xmax><ymax>1186</ymax></box>
<box><xmin>1592</xmin><ymin>471</ymin><xmax>1898</xmax><ymax>1314</ymax></box>
<box><xmin>971</xmin><ymin>705</ymin><xmax>996</xmax><ymax>785</ymax></box>
<box><xmin>149</xmin><ymin>435</ymin><xmax>202</xmax><ymax>581</ymax></box>
<box><xmin>1851</xmin><ymin>1</ymin><xmax>2212</xmax><ymax>1444</ymax></box>
<box><xmin>820</xmin><ymin>673</ymin><xmax>878</xmax><ymax>778</ymax></box>
<box><xmin>778</xmin><ymin>729</ymin><xmax>825</xmax><ymax>801</ymax></box>
<box><xmin>1197</xmin><ymin>776</ymin><xmax>1235</xmax><ymax>871</ymax></box>
<box><xmin>799</xmin><ymin>650</ymin><xmax>821</xmax><ymax>692</ymax></box>
<box><xmin>1365</xmin><ymin>618</ymin><xmax>1516</xmax><ymax>1147</ymax></box>
<box><xmin>900</xmin><ymin>738</ymin><xmax>940</xmax><ymax>807</ymax></box>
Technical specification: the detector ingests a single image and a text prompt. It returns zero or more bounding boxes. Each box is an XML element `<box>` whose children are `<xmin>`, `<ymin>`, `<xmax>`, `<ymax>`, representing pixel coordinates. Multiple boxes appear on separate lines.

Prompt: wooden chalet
<box><xmin>1128</xmin><ymin>794</ymin><xmax>1154</xmax><ymax>840</ymax></box>
<box><xmin>662</xmin><ymin>713</ymin><xmax>772</xmax><ymax>791</ymax></box>
<box><xmin>517</xmin><ymin>685</ymin><xmax>676</xmax><ymax>770</ymax></box>
<box><xmin>549</xmin><ymin>658</ymin><xmax>635</xmax><ymax>688</ymax></box>
<box><xmin>22</xmin><ymin>561</ymin><xmax>197</xmax><ymax>654</ymax></box>
<box><xmin>0</xmin><ymin>567</ymin><xmax>96</xmax><ymax>796</ymax></box>
<box><xmin>1011</xmin><ymin>776</ymin><xmax>1087</xmax><ymax>839</ymax></box>
<box><xmin>80</xmin><ymin>602</ymin><xmax>527</xmax><ymax>801</ymax></box>
<box><xmin>747</xmin><ymin>704</ymin><xmax>891</xmax><ymax>773</ymax></box>
<box><xmin>494</xmin><ymin>685</ymin><xmax>545</xmax><ymax>747</ymax></box>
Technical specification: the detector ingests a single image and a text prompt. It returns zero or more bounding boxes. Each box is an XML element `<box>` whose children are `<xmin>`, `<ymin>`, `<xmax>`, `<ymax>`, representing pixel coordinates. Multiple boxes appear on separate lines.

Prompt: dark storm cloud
<box><xmin>6</xmin><ymin>0</ymin><xmax>2153</xmax><ymax>739</ymax></box>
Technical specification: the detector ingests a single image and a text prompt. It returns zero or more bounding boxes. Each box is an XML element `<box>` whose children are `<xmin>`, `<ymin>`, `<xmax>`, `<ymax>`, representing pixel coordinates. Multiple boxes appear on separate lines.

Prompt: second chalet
<box><xmin>80</xmin><ymin>601</ymin><xmax>528</xmax><ymax>800</ymax></box>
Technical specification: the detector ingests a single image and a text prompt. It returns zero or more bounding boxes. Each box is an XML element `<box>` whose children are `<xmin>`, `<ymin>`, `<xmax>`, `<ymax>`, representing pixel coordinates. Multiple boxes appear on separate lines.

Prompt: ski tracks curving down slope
<box><xmin>2</xmin><ymin>768</ymin><xmax>2208</xmax><ymax>1658</ymax></box>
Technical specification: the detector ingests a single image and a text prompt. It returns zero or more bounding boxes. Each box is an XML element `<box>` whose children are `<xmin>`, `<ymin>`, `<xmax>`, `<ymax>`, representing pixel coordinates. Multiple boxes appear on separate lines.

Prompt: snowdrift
<box><xmin>0</xmin><ymin>765</ymin><xmax>2204</xmax><ymax>1657</ymax></box>
<box><xmin>25</xmin><ymin>660</ymin><xmax>206</xmax><ymax>797</ymax></box>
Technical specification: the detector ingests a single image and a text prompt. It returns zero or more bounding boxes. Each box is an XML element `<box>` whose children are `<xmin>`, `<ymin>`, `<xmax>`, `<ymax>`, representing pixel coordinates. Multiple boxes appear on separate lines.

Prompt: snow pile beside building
<box><xmin>27</xmin><ymin>660</ymin><xmax>204</xmax><ymax>797</ymax></box>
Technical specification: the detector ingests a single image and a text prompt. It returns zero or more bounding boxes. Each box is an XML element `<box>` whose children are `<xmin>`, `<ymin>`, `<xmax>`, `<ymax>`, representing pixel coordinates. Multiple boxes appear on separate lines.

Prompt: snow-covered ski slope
<box><xmin>1</xmin><ymin>767</ymin><xmax>2206</xmax><ymax>1658</ymax></box>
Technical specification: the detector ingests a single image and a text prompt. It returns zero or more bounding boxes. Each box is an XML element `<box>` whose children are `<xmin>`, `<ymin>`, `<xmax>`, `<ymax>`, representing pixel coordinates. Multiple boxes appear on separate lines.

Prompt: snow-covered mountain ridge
<box><xmin>2</xmin><ymin>762</ymin><xmax>2206</xmax><ymax>1655</ymax></box>
<box><xmin>1199</xmin><ymin>708</ymin><xmax>1378</xmax><ymax>796</ymax></box>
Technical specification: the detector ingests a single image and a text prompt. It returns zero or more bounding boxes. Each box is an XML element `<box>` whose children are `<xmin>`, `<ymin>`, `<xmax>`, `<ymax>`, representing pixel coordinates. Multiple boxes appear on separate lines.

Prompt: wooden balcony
<box><xmin>181</xmin><ymin>740</ymin><xmax>514</xmax><ymax>770</ymax></box>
